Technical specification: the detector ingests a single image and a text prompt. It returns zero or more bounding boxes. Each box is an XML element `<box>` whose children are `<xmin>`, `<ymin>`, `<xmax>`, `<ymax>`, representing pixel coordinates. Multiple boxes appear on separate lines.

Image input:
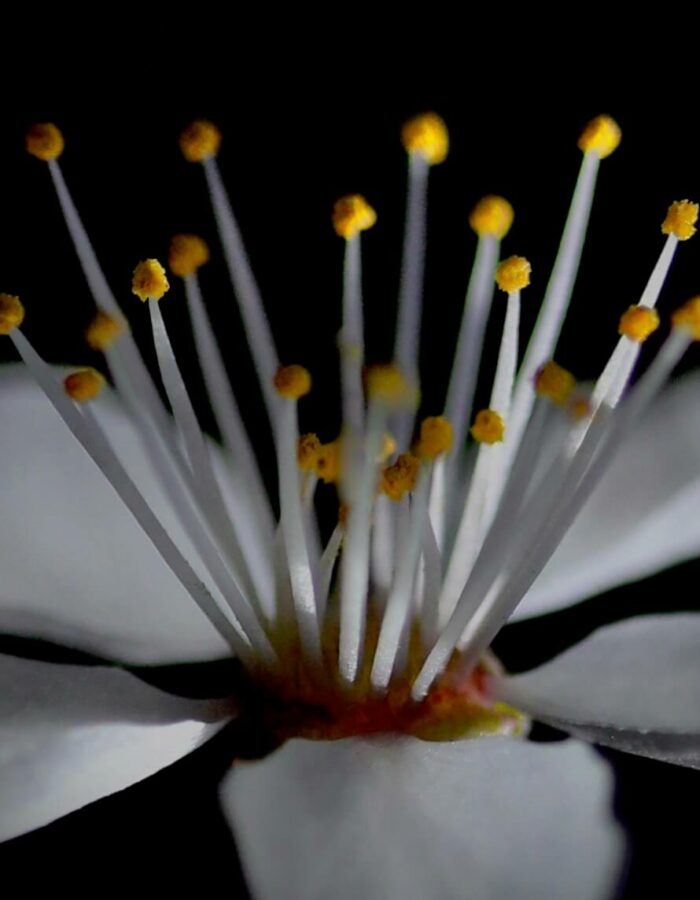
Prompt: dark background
<box><xmin>1</xmin><ymin>91</ymin><xmax>699</xmax><ymax>897</ymax></box>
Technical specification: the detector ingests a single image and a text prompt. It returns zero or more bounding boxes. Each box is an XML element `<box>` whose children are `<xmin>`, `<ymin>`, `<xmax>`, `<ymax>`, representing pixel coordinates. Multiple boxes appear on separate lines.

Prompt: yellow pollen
<box><xmin>298</xmin><ymin>433</ymin><xmax>321</xmax><ymax>471</ymax></box>
<box><xmin>315</xmin><ymin>439</ymin><xmax>342</xmax><ymax>484</ymax></box>
<box><xmin>169</xmin><ymin>234</ymin><xmax>211</xmax><ymax>277</ymax></box>
<box><xmin>179</xmin><ymin>120</ymin><xmax>222</xmax><ymax>163</ymax></box>
<box><xmin>577</xmin><ymin>115</ymin><xmax>621</xmax><ymax>159</ymax></box>
<box><xmin>132</xmin><ymin>259</ymin><xmax>170</xmax><ymax>302</ymax></box>
<box><xmin>274</xmin><ymin>365</ymin><xmax>312</xmax><ymax>400</ymax></box>
<box><xmin>379</xmin><ymin>432</ymin><xmax>397</xmax><ymax>463</ymax></box>
<box><xmin>401</xmin><ymin>112</ymin><xmax>449</xmax><ymax>165</ymax></box>
<box><xmin>332</xmin><ymin>195</ymin><xmax>377</xmax><ymax>240</ymax></box>
<box><xmin>366</xmin><ymin>364</ymin><xmax>418</xmax><ymax>409</ymax></box>
<box><xmin>64</xmin><ymin>368</ymin><xmax>105</xmax><ymax>403</ymax></box>
<box><xmin>470</xmin><ymin>409</ymin><xmax>505</xmax><ymax>444</ymax></box>
<box><xmin>672</xmin><ymin>297</ymin><xmax>700</xmax><ymax>341</ymax></box>
<box><xmin>26</xmin><ymin>123</ymin><xmax>64</xmax><ymax>161</ymax></box>
<box><xmin>495</xmin><ymin>255</ymin><xmax>531</xmax><ymax>293</ymax></box>
<box><xmin>662</xmin><ymin>200</ymin><xmax>699</xmax><ymax>241</ymax></box>
<box><xmin>568</xmin><ymin>396</ymin><xmax>592</xmax><ymax>421</ymax></box>
<box><xmin>381</xmin><ymin>453</ymin><xmax>420</xmax><ymax>501</ymax></box>
<box><xmin>534</xmin><ymin>360</ymin><xmax>576</xmax><ymax>405</ymax></box>
<box><xmin>618</xmin><ymin>305</ymin><xmax>660</xmax><ymax>342</ymax></box>
<box><xmin>415</xmin><ymin>415</ymin><xmax>453</xmax><ymax>460</ymax></box>
<box><xmin>85</xmin><ymin>311</ymin><xmax>127</xmax><ymax>350</ymax></box>
<box><xmin>0</xmin><ymin>294</ymin><xmax>25</xmax><ymax>335</ymax></box>
<box><xmin>469</xmin><ymin>196</ymin><xmax>514</xmax><ymax>240</ymax></box>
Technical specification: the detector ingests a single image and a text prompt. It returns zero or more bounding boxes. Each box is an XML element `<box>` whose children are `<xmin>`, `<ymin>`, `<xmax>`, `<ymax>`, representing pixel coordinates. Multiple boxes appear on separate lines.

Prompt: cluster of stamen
<box><xmin>6</xmin><ymin>114</ymin><xmax>699</xmax><ymax>740</ymax></box>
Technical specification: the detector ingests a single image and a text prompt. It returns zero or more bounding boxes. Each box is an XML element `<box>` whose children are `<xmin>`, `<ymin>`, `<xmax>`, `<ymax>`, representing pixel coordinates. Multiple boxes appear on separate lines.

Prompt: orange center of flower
<box><xmin>246</xmin><ymin>613</ymin><xmax>525</xmax><ymax>743</ymax></box>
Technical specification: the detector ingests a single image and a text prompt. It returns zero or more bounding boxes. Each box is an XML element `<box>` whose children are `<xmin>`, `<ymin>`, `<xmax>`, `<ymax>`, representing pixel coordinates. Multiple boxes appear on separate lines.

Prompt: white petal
<box><xmin>0</xmin><ymin>653</ymin><xmax>232</xmax><ymax>841</ymax></box>
<box><xmin>0</xmin><ymin>365</ymin><xmax>234</xmax><ymax>663</ymax></box>
<box><xmin>222</xmin><ymin>735</ymin><xmax>623</xmax><ymax>900</ymax></box>
<box><xmin>515</xmin><ymin>372</ymin><xmax>700</xmax><ymax>620</ymax></box>
<box><xmin>497</xmin><ymin>614</ymin><xmax>700</xmax><ymax>767</ymax></box>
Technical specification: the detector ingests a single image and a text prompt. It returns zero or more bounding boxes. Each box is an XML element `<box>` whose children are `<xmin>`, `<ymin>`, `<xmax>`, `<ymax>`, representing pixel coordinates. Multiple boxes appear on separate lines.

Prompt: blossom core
<box><xmin>9</xmin><ymin>113</ymin><xmax>700</xmax><ymax>753</ymax></box>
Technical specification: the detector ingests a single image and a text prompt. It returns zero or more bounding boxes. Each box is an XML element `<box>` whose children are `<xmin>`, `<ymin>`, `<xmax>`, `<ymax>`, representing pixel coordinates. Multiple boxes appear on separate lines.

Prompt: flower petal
<box><xmin>497</xmin><ymin>614</ymin><xmax>700</xmax><ymax>767</ymax></box>
<box><xmin>222</xmin><ymin>735</ymin><xmax>624</xmax><ymax>900</ymax></box>
<box><xmin>515</xmin><ymin>372</ymin><xmax>700</xmax><ymax>620</ymax></box>
<box><xmin>0</xmin><ymin>365</ymin><xmax>234</xmax><ymax>663</ymax></box>
<box><xmin>0</xmin><ymin>653</ymin><xmax>233</xmax><ymax>841</ymax></box>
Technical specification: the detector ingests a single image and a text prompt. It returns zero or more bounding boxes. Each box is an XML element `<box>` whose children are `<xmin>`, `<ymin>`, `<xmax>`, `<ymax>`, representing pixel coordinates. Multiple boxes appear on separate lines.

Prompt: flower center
<box><xmin>245</xmin><ymin>614</ymin><xmax>525</xmax><ymax>742</ymax></box>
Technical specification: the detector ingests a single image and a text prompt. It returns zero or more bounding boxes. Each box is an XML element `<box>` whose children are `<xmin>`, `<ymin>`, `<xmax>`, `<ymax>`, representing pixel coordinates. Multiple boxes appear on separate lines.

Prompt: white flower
<box><xmin>2</xmin><ymin>113</ymin><xmax>700</xmax><ymax>899</ymax></box>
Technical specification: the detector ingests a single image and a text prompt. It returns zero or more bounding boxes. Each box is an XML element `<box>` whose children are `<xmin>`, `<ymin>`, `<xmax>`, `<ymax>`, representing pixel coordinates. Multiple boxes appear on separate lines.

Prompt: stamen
<box><xmin>26</xmin><ymin>122</ymin><xmax>65</xmax><ymax>161</ymax></box>
<box><xmin>414</xmin><ymin>415</ymin><xmax>453</xmax><ymax>460</ymax></box>
<box><xmin>662</xmin><ymin>199</ymin><xmax>699</xmax><ymax>239</ymax></box>
<box><xmin>443</xmin><ymin>197</ymin><xmax>512</xmax><ymax>482</ymax></box>
<box><xmin>315</xmin><ymin>439</ymin><xmax>342</xmax><ymax>484</ymax></box>
<box><xmin>85</xmin><ymin>311</ymin><xmax>127</xmax><ymax>350</ymax></box>
<box><xmin>339</xmin><ymin>370</ymin><xmax>408</xmax><ymax>683</ymax></box>
<box><xmin>371</xmin><ymin>464</ymin><xmax>432</xmax><ymax>690</ymax></box>
<box><xmin>380</xmin><ymin>453</ymin><xmax>420</xmax><ymax>501</ymax></box>
<box><xmin>618</xmin><ymin>305</ymin><xmax>660</xmax><ymax>342</ymax></box>
<box><xmin>585</xmin><ymin>201</ymin><xmax>696</xmax><ymax>417</ymax></box>
<box><xmin>440</xmin><ymin>265</ymin><xmax>525</xmax><ymax>619</ymax></box>
<box><xmin>335</xmin><ymin>195</ymin><xmax>376</xmax><ymax>436</ymax></box>
<box><xmin>298</xmin><ymin>433</ymin><xmax>321</xmax><ymax>471</ymax></box>
<box><xmin>470</xmin><ymin>409</ymin><xmax>505</xmax><ymax>444</ymax></box>
<box><xmin>169</xmin><ymin>233</ymin><xmax>211</xmax><ymax>277</ymax></box>
<box><xmin>132</xmin><ymin>259</ymin><xmax>170</xmax><ymax>302</ymax></box>
<box><xmin>64</xmin><ymin>367</ymin><xmax>106</xmax><ymax>402</ymax></box>
<box><xmin>185</xmin><ymin>122</ymin><xmax>280</xmax><ymax>420</ymax></box>
<box><xmin>179</xmin><ymin>120</ymin><xmax>222</xmax><ymax>163</ymax></box>
<box><xmin>507</xmin><ymin>115</ymin><xmax>620</xmax><ymax>462</ymax></box>
<box><xmin>394</xmin><ymin>114</ymin><xmax>446</xmax><ymax>445</ymax></box>
<box><xmin>0</xmin><ymin>294</ymin><xmax>25</xmax><ymax>334</ymax></box>
<box><xmin>273</xmin><ymin>366</ymin><xmax>322</xmax><ymax>665</ymax></box>
<box><xmin>535</xmin><ymin>360</ymin><xmax>576</xmax><ymax>405</ymax></box>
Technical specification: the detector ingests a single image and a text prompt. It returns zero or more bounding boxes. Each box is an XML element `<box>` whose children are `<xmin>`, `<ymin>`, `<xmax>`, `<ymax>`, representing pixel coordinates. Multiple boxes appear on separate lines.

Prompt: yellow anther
<box><xmin>672</xmin><ymin>297</ymin><xmax>700</xmax><ymax>341</ymax></box>
<box><xmin>379</xmin><ymin>433</ymin><xmax>397</xmax><ymax>464</ymax></box>
<box><xmin>179</xmin><ymin>120</ymin><xmax>222</xmax><ymax>163</ymax></box>
<box><xmin>85</xmin><ymin>311</ymin><xmax>127</xmax><ymax>350</ymax></box>
<box><xmin>568</xmin><ymin>396</ymin><xmax>592</xmax><ymax>421</ymax></box>
<box><xmin>535</xmin><ymin>359</ymin><xmax>576</xmax><ymax>406</ymax></box>
<box><xmin>274</xmin><ymin>364</ymin><xmax>312</xmax><ymax>400</ymax></box>
<box><xmin>415</xmin><ymin>415</ymin><xmax>453</xmax><ymax>460</ymax></box>
<box><xmin>469</xmin><ymin>196</ymin><xmax>514</xmax><ymax>240</ymax></box>
<box><xmin>577</xmin><ymin>115</ymin><xmax>621</xmax><ymax>159</ymax></box>
<box><xmin>132</xmin><ymin>259</ymin><xmax>170</xmax><ymax>302</ymax></box>
<box><xmin>662</xmin><ymin>200</ymin><xmax>699</xmax><ymax>241</ymax></box>
<box><xmin>401</xmin><ymin>113</ymin><xmax>449</xmax><ymax>165</ymax></box>
<box><xmin>315</xmin><ymin>439</ymin><xmax>342</xmax><ymax>484</ymax></box>
<box><xmin>298</xmin><ymin>433</ymin><xmax>321</xmax><ymax>471</ymax></box>
<box><xmin>534</xmin><ymin>360</ymin><xmax>577</xmax><ymax>406</ymax></box>
<box><xmin>169</xmin><ymin>234</ymin><xmax>211</xmax><ymax>277</ymax></box>
<box><xmin>0</xmin><ymin>294</ymin><xmax>25</xmax><ymax>335</ymax></box>
<box><xmin>470</xmin><ymin>409</ymin><xmax>505</xmax><ymax>444</ymax></box>
<box><xmin>366</xmin><ymin>364</ymin><xmax>419</xmax><ymax>409</ymax></box>
<box><xmin>332</xmin><ymin>195</ymin><xmax>377</xmax><ymax>240</ymax></box>
<box><xmin>618</xmin><ymin>305</ymin><xmax>660</xmax><ymax>343</ymax></box>
<box><xmin>64</xmin><ymin>368</ymin><xmax>105</xmax><ymax>403</ymax></box>
<box><xmin>496</xmin><ymin>256</ymin><xmax>531</xmax><ymax>293</ymax></box>
<box><xmin>26</xmin><ymin>123</ymin><xmax>64</xmax><ymax>161</ymax></box>
<box><xmin>381</xmin><ymin>453</ymin><xmax>420</xmax><ymax>501</ymax></box>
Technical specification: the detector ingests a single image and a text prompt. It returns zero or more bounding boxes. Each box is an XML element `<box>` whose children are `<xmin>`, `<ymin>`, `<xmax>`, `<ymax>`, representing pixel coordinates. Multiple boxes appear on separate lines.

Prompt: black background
<box><xmin>1</xmin><ymin>87</ymin><xmax>699</xmax><ymax>897</ymax></box>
